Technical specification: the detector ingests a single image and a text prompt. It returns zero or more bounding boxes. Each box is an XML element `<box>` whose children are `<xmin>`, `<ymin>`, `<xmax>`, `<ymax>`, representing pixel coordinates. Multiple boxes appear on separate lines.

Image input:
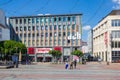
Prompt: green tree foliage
<box><xmin>71</xmin><ymin>50</ymin><xmax>83</xmax><ymax>58</ymax></box>
<box><xmin>48</xmin><ymin>50</ymin><xmax>61</xmax><ymax>58</ymax></box>
<box><xmin>48</xmin><ymin>50</ymin><xmax>62</xmax><ymax>63</ymax></box>
<box><xmin>0</xmin><ymin>40</ymin><xmax>26</xmax><ymax>55</ymax></box>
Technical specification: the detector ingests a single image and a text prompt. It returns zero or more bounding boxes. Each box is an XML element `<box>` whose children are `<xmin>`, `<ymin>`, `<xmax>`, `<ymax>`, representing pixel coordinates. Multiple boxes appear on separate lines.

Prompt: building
<box><xmin>93</xmin><ymin>10</ymin><xmax>120</xmax><ymax>62</ymax></box>
<box><xmin>0</xmin><ymin>9</ymin><xmax>10</xmax><ymax>41</ymax></box>
<box><xmin>87</xmin><ymin>30</ymin><xmax>93</xmax><ymax>55</ymax></box>
<box><xmin>9</xmin><ymin>13</ymin><xmax>82</xmax><ymax>62</ymax></box>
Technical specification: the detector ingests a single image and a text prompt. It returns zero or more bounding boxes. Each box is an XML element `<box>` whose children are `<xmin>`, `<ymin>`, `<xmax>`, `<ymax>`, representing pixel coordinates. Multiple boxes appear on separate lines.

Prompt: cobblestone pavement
<box><xmin>0</xmin><ymin>62</ymin><xmax>120</xmax><ymax>80</ymax></box>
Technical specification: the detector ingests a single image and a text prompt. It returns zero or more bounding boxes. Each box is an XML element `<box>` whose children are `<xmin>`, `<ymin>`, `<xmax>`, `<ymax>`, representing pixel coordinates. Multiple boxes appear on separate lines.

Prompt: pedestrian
<box><xmin>70</xmin><ymin>61</ymin><xmax>73</xmax><ymax>69</ymax></box>
<box><xmin>65</xmin><ymin>62</ymin><xmax>69</xmax><ymax>69</ymax></box>
<box><xmin>74</xmin><ymin>59</ymin><xmax>77</xmax><ymax>69</ymax></box>
<box><xmin>15</xmin><ymin>55</ymin><xmax>18</xmax><ymax>68</ymax></box>
<box><xmin>12</xmin><ymin>54</ymin><xmax>16</xmax><ymax>67</ymax></box>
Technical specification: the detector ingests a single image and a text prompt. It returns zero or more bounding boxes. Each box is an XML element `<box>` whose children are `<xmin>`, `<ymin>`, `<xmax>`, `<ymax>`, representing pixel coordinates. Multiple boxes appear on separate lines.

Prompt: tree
<box><xmin>71</xmin><ymin>50</ymin><xmax>83</xmax><ymax>62</ymax></box>
<box><xmin>0</xmin><ymin>40</ymin><xmax>27</xmax><ymax>61</ymax></box>
<box><xmin>48</xmin><ymin>50</ymin><xmax>62</xmax><ymax>63</ymax></box>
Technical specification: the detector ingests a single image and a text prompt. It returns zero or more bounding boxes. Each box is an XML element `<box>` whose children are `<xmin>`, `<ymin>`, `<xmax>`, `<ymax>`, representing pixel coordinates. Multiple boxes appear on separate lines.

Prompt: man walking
<box><xmin>74</xmin><ymin>59</ymin><xmax>77</xmax><ymax>69</ymax></box>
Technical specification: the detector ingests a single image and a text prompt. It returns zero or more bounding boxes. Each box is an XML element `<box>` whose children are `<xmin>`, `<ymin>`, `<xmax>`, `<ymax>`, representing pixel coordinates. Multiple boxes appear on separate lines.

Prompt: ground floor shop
<box><xmin>27</xmin><ymin>46</ymin><xmax>81</xmax><ymax>62</ymax></box>
<box><xmin>93</xmin><ymin>50</ymin><xmax>120</xmax><ymax>63</ymax></box>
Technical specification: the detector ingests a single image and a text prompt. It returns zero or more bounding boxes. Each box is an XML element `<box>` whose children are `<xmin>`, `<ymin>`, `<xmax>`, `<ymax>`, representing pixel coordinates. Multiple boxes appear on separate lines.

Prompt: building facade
<box><xmin>0</xmin><ymin>9</ymin><xmax>10</xmax><ymax>41</ymax></box>
<box><xmin>87</xmin><ymin>30</ymin><xmax>93</xmax><ymax>55</ymax></box>
<box><xmin>93</xmin><ymin>10</ymin><xmax>120</xmax><ymax>62</ymax></box>
<box><xmin>9</xmin><ymin>14</ymin><xmax>82</xmax><ymax>62</ymax></box>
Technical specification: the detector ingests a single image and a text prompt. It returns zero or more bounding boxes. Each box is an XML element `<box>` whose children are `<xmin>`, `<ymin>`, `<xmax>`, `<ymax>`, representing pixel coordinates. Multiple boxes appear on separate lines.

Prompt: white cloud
<box><xmin>112</xmin><ymin>0</ymin><xmax>120</xmax><ymax>9</ymax></box>
<box><xmin>112</xmin><ymin>0</ymin><xmax>120</xmax><ymax>4</ymax></box>
<box><xmin>83</xmin><ymin>25</ymin><xmax>91</xmax><ymax>31</ymax></box>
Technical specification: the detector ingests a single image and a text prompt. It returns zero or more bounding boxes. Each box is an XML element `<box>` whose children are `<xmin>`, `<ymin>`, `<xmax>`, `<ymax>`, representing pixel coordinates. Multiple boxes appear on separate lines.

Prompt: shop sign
<box><xmin>27</xmin><ymin>47</ymin><xmax>35</xmax><ymax>54</ymax></box>
<box><xmin>36</xmin><ymin>48</ymin><xmax>52</xmax><ymax>53</ymax></box>
<box><xmin>68</xmin><ymin>32</ymin><xmax>81</xmax><ymax>40</ymax></box>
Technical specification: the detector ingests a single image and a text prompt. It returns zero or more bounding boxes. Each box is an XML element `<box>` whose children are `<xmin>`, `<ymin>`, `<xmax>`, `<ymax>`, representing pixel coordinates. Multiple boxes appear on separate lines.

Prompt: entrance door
<box><xmin>37</xmin><ymin>57</ymin><xmax>43</xmax><ymax>62</ymax></box>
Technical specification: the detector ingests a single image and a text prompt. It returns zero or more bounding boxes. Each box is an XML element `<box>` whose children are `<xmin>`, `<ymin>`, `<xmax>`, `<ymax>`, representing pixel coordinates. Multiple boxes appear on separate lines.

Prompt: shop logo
<box><xmin>68</xmin><ymin>32</ymin><xmax>81</xmax><ymax>40</ymax></box>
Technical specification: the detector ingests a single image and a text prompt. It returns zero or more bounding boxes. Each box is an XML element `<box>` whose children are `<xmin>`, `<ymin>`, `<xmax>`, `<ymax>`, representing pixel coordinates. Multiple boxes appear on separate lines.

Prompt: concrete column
<box><xmin>61</xmin><ymin>47</ymin><xmax>64</xmax><ymax>63</ymax></box>
<box><xmin>34</xmin><ymin>53</ymin><xmax>37</xmax><ymax>62</ymax></box>
<box><xmin>70</xmin><ymin>47</ymin><xmax>73</xmax><ymax>61</ymax></box>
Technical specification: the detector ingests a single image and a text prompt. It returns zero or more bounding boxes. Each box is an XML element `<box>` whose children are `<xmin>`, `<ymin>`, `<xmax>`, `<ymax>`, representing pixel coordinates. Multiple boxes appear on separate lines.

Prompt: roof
<box><xmin>98</xmin><ymin>10</ymin><xmax>120</xmax><ymax>24</ymax></box>
<box><xmin>9</xmin><ymin>13</ymin><xmax>82</xmax><ymax>19</ymax></box>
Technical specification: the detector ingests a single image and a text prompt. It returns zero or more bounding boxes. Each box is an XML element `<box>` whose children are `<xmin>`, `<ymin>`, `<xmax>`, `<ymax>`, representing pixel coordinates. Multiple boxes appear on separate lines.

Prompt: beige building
<box><xmin>93</xmin><ymin>10</ymin><xmax>120</xmax><ymax>62</ymax></box>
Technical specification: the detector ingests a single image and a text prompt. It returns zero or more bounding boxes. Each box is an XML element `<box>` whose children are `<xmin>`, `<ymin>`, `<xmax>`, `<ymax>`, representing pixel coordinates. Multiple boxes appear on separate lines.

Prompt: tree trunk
<box><xmin>19</xmin><ymin>50</ymin><xmax>22</xmax><ymax>64</ymax></box>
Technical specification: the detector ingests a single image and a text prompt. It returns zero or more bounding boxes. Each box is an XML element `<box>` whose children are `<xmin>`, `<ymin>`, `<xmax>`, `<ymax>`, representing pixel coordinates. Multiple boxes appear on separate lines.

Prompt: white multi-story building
<box><xmin>87</xmin><ymin>30</ymin><xmax>93</xmax><ymax>55</ymax></box>
<box><xmin>93</xmin><ymin>10</ymin><xmax>120</xmax><ymax>62</ymax></box>
<box><xmin>0</xmin><ymin>9</ymin><xmax>10</xmax><ymax>41</ymax></box>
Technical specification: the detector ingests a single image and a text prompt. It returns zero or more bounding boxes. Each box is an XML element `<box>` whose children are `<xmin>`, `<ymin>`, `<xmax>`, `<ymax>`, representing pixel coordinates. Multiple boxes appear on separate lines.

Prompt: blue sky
<box><xmin>0</xmin><ymin>0</ymin><xmax>120</xmax><ymax>41</ymax></box>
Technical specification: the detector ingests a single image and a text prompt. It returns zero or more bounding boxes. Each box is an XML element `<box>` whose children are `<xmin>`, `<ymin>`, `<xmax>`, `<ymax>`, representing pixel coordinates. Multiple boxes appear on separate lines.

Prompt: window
<box><xmin>32</xmin><ymin>18</ymin><xmax>34</xmax><ymax>23</ymax></box>
<box><xmin>50</xmin><ymin>25</ymin><xmax>52</xmax><ymax>30</ymax></box>
<box><xmin>37</xmin><ymin>33</ymin><xmax>39</xmax><ymax>37</ymax></box>
<box><xmin>20</xmin><ymin>19</ymin><xmax>22</xmax><ymax>24</ymax></box>
<box><xmin>54</xmin><ymin>32</ymin><xmax>57</xmax><ymax>37</ymax></box>
<box><xmin>63</xmin><ymin>25</ymin><xmax>66</xmax><ymax>30</ymax></box>
<box><xmin>59</xmin><ymin>32</ymin><xmax>61</xmax><ymax>36</ymax></box>
<box><xmin>0</xmin><ymin>34</ymin><xmax>2</xmax><ymax>39</ymax></box>
<box><xmin>28</xmin><ymin>26</ymin><xmax>31</xmax><ymax>31</ymax></box>
<box><xmin>67</xmin><ymin>25</ymin><xmax>70</xmax><ymax>30</ymax></box>
<box><xmin>28</xmin><ymin>18</ymin><xmax>31</xmax><ymax>23</ymax></box>
<box><xmin>20</xmin><ymin>34</ymin><xmax>22</xmax><ymax>38</ymax></box>
<box><xmin>41</xmin><ymin>26</ymin><xmax>44</xmax><ymax>30</ymax></box>
<box><xmin>20</xmin><ymin>26</ymin><xmax>22</xmax><ymax>31</ymax></box>
<box><xmin>32</xmin><ymin>26</ymin><xmax>35</xmax><ymax>31</ymax></box>
<box><xmin>32</xmin><ymin>33</ymin><xmax>35</xmax><ymax>37</ymax></box>
<box><xmin>49</xmin><ymin>17</ymin><xmax>52</xmax><ymax>23</ymax></box>
<box><xmin>72</xmin><ymin>32</ymin><xmax>74</xmax><ymax>36</ymax></box>
<box><xmin>50</xmin><ymin>33</ymin><xmax>52</xmax><ymax>36</ymax></box>
<box><xmin>111</xmin><ymin>19</ymin><xmax>120</xmax><ymax>26</ymax></box>
<box><xmin>36</xmin><ymin>18</ymin><xmax>39</xmax><ymax>23</ymax></box>
<box><xmin>54</xmin><ymin>17</ymin><xmax>56</xmax><ymax>22</ymax></box>
<box><xmin>24</xmin><ymin>19</ymin><xmax>26</xmax><ymax>24</ymax></box>
<box><xmin>68</xmin><ymin>40</ymin><xmax>70</xmax><ymax>43</ymax></box>
<box><xmin>68</xmin><ymin>32</ymin><xmax>70</xmax><ymax>36</ymax></box>
<box><xmin>54</xmin><ymin>25</ymin><xmax>56</xmax><ymax>30</ymax></box>
<box><xmin>118</xmin><ymin>42</ymin><xmax>120</xmax><ymax>48</ymax></box>
<box><xmin>68</xmin><ymin>16</ymin><xmax>70</xmax><ymax>21</ymax></box>
<box><xmin>16</xmin><ymin>19</ymin><xmax>18</xmax><ymax>24</ymax></box>
<box><xmin>45</xmin><ymin>26</ymin><xmax>48</xmax><ymax>30</ymax></box>
<box><xmin>58</xmin><ymin>17</ymin><xmax>61</xmax><ymax>21</ymax></box>
<box><xmin>36</xmin><ymin>26</ymin><xmax>39</xmax><ymax>30</ymax></box>
<box><xmin>41</xmin><ymin>32</ymin><xmax>44</xmax><ymax>37</ymax></box>
<box><xmin>63</xmin><ymin>32</ymin><xmax>65</xmax><ymax>36</ymax></box>
<box><xmin>72</xmin><ymin>16</ymin><xmax>75</xmax><ymax>21</ymax></box>
<box><xmin>46</xmin><ymin>33</ymin><xmax>48</xmax><ymax>37</ymax></box>
<box><xmin>0</xmin><ymin>28</ymin><xmax>2</xmax><ymax>32</ymax></box>
<box><xmin>24</xmin><ymin>34</ymin><xmax>26</xmax><ymax>37</ymax></box>
<box><xmin>72</xmin><ymin>24</ymin><xmax>75</xmax><ymax>30</ymax></box>
<box><xmin>24</xmin><ymin>26</ymin><xmax>26</xmax><ymax>31</ymax></box>
<box><xmin>16</xmin><ymin>27</ymin><xmax>18</xmax><ymax>31</ymax></box>
<box><xmin>58</xmin><ymin>25</ymin><xmax>61</xmax><ymax>30</ymax></box>
<box><xmin>63</xmin><ymin>17</ymin><xmax>66</xmax><ymax>22</ymax></box>
<box><xmin>115</xmin><ymin>41</ymin><xmax>117</xmax><ymax>48</ymax></box>
<box><xmin>28</xmin><ymin>33</ymin><xmax>30</xmax><ymax>37</ymax></box>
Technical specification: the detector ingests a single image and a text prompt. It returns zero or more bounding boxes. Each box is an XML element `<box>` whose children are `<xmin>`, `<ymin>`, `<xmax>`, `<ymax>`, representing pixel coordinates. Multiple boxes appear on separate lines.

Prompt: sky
<box><xmin>0</xmin><ymin>0</ymin><xmax>120</xmax><ymax>42</ymax></box>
